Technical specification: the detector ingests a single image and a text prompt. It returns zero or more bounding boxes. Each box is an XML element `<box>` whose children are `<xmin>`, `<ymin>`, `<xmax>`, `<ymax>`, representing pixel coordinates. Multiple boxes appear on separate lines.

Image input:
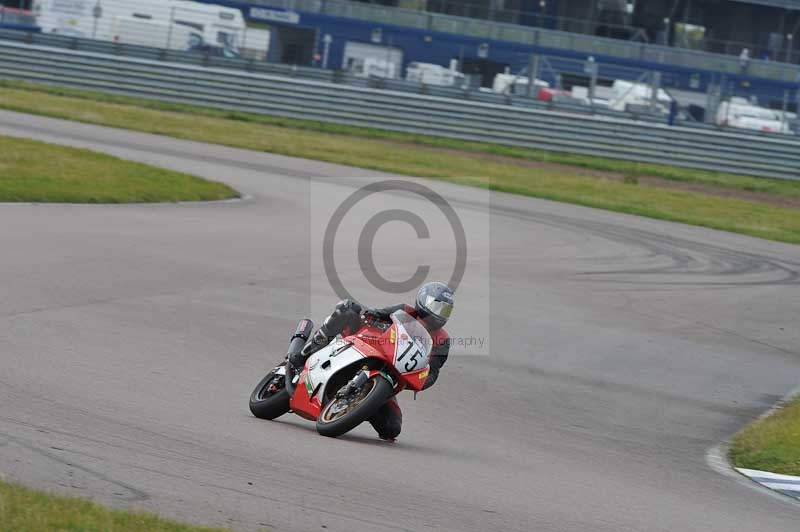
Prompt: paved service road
<box><xmin>0</xmin><ymin>111</ymin><xmax>799</xmax><ymax>532</ymax></box>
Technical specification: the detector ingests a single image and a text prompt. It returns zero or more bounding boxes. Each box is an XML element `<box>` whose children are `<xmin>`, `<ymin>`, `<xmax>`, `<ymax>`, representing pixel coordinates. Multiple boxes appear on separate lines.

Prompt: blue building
<box><xmin>200</xmin><ymin>0</ymin><xmax>799</xmax><ymax>108</ymax></box>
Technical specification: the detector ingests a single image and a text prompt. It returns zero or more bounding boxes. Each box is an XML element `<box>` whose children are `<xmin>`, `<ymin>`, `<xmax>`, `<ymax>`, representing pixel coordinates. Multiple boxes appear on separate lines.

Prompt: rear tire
<box><xmin>249</xmin><ymin>370</ymin><xmax>290</xmax><ymax>420</ymax></box>
<box><xmin>316</xmin><ymin>376</ymin><xmax>393</xmax><ymax>438</ymax></box>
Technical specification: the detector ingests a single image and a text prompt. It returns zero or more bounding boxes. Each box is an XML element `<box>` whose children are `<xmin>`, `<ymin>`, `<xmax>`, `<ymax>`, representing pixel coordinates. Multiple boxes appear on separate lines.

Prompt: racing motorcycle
<box><xmin>248</xmin><ymin>310</ymin><xmax>432</xmax><ymax>437</ymax></box>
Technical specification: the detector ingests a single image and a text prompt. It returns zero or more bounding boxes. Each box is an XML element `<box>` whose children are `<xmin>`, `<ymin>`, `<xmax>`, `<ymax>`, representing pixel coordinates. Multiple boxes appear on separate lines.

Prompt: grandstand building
<box><xmin>359</xmin><ymin>0</ymin><xmax>800</xmax><ymax>61</ymax></box>
<box><xmin>183</xmin><ymin>0</ymin><xmax>795</xmax><ymax>106</ymax></box>
<box><xmin>11</xmin><ymin>1</ymin><xmax>798</xmax><ymax>62</ymax></box>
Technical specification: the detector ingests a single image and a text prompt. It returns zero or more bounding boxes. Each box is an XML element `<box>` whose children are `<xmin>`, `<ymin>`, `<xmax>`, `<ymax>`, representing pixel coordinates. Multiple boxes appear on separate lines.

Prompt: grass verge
<box><xmin>0</xmin><ymin>479</ymin><xmax>231</xmax><ymax>532</ymax></box>
<box><xmin>730</xmin><ymin>396</ymin><xmax>800</xmax><ymax>476</ymax></box>
<box><xmin>0</xmin><ymin>80</ymin><xmax>798</xmax><ymax>242</ymax></box>
<box><xmin>0</xmin><ymin>135</ymin><xmax>237</xmax><ymax>203</ymax></box>
<box><xmin>2</xmin><ymin>80</ymin><xmax>798</xmax><ymax>198</ymax></box>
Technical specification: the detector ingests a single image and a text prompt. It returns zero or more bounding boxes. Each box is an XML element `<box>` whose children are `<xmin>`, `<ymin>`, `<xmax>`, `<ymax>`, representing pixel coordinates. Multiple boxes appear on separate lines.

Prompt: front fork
<box><xmin>337</xmin><ymin>366</ymin><xmax>395</xmax><ymax>399</ymax></box>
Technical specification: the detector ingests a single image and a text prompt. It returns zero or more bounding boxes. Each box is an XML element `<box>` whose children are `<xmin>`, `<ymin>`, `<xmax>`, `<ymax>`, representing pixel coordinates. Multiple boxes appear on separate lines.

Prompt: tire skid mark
<box><xmin>5</xmin><ymin>115</ymin><xmax>799</xmax><ymax>286</ymax></box>
<box><xmin>0</xmin><ymin>430</ymin><xmax>149</xmax><ymax>502</ymax></box>
<box><xmin>487</xmin><ymin>203</ymin><xmax>800</xmax><ymax>286</ymax></box>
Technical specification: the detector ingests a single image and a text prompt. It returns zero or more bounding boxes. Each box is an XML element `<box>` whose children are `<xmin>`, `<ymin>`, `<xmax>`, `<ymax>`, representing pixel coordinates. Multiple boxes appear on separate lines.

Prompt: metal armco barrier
<box><xmin>0</xmin><ymin>28</ymin><xmax>668</xmax><ymax>123</ymax></box>
<box><xmin>0</xmin><ymin>40</ymin><xmax>797</xmax><ymax>180</ymax></box>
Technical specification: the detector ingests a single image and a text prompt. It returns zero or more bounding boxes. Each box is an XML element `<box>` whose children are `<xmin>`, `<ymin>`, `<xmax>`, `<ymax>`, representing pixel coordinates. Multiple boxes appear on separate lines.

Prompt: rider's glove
<box><xmin>363</xmin><ymin>308</ymin><xmax>391</xmax><ymax>322</ymax></box>
<box><xmin>339</xmin><ymin>299</ymin><xmax>362</xmax><ymax>314</ymax></box>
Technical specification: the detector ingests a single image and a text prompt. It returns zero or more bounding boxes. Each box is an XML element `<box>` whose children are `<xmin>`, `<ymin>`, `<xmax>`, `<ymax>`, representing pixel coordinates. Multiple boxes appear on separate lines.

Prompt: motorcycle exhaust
<box><xmin>287</xmin><ymin>318</ymin><xmax>314</xmax><ymax>360</ymax></box>
<box><xmin>285</xmin><ymin>319</ymin><xmax>314</xmax><ymax>397</ymax></box>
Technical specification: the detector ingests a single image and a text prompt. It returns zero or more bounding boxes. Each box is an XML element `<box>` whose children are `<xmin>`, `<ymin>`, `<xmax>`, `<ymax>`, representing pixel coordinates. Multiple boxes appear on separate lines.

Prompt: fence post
<box><xmin>322</xmin><ymin>33</ymin><xmax>332</xmax><ymax>69</ymax></box>
<box><xmin>649</xmin><ymin>71</ymin><xmax>661</xmax><ymax>113</ymax></box>
<box><xmin>165</xmin><ymin>6</ymin><xmax>175</xmax><ymax>50</ymax></box>
<box><xmin>796</xmin><ymin>87</ymin><xmax>800</xmax><ymax>120</ymax></box>
<box><xmin>585</xmin><ymin>55</ymin><xmax>597</xmax><ymax>109</ymax></box>
<box><xmin>527</xmin><ymin>53</ymin><xmax>540</xmax><ymax>98</ymax></box>
<box><xmin>723</xmin><ymin>79</ymin><xmax>733</xmax><ymax>128</ymax></box>
<box><xmin>781</xmin><ymin>89</ymin><xmax>789</xmax><ymax>132</ymax></box>
<box><xmin>705</xmin><ymin>79</ymin><xmax>720</xmax><ymax>124</ymax></box>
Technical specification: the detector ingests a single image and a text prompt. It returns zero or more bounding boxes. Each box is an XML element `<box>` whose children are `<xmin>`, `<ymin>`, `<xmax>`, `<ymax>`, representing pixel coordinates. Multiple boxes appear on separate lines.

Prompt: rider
<box><xmin>289</xmin><ymin>282</ymin><xmax>454</xmax><ymax>441</ymax></box>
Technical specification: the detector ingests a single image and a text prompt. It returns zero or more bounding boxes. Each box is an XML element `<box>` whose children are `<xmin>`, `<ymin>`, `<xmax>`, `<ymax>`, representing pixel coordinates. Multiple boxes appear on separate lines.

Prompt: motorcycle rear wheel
<box><xmin>316</xmin><ymin>376</ymin><xmax>393</xmax><ymax>438</ymax></box>
<box><xmin>249</xmin><ymin>368</ymin><xmax>290</xmax><ymax>420</ymax></box>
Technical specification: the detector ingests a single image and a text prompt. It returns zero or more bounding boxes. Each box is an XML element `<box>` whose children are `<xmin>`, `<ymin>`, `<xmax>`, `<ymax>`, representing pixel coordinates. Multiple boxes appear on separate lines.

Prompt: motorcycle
<box><xmin>248</xmin><ymin>310</ymin><xmax>432</xmax><ymax>438</ymax></box>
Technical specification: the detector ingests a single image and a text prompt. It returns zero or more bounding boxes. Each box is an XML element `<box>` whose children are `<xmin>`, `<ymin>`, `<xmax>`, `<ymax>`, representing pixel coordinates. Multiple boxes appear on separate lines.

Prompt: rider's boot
<box><xmin>289</xmin><ymin>299</ymin><xmax>363</xmax><ymax>369</ymax></box>
<box><xmin>369</xmin><ymin>398</ymin><xmax>402</xmax><ymax>441</ymax></box>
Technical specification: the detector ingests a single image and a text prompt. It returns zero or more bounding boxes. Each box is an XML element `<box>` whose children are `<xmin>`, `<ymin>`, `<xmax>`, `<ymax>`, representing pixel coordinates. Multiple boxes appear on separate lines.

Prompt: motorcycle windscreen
<box><xmin>390</xmin><ymin>311</ymin><xmax>433</xmax><ymax>386</ymax></box>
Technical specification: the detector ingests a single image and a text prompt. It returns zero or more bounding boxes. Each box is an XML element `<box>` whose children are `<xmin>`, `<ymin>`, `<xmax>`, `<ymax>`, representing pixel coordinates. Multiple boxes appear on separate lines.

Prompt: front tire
<box><xmin>316</xmin><ymin>376</ymin><xmax>393</xmax><ymax>438</ymax></box>
<box><xmin>249</xmin><ymin>369</ymin><xmax>290</xmax><ymax>420</ymax></box>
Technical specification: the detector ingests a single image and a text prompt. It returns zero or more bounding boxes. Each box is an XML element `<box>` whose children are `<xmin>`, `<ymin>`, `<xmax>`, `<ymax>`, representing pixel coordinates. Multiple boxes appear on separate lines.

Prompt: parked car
<box><xmin>0</xmin><ymin>7</ymin><xmax>40</xmax><ymax>32</ymax></box>
<box><xmin>716</xmin><ymin>97</ymin><xmax>792</xmax><ymax>134</ymax></box>
<box><xmin>492</xmin><ymin>72</ymin><xmax>549</xmax><ymax>95</ymax></box>
<box><xmin>189</xmin><ymin>43</ymin><xmax>240</xmax><ymax>59</ymax></box>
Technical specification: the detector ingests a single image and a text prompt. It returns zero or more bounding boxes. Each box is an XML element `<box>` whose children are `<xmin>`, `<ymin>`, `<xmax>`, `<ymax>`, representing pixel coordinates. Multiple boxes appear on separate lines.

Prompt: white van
<box><xmin>240</xmin><ymin>27</ymin><xmax>270</xmax><ymax>61</ymax></box>
<box><xmin>609</xmin><ymin>79</ymin><xmax>672</xmax><ymax>114</ymax></box>
<box><xmin>32</xmin><ymin>0</ymin><xmax>245</xmax><ymax>52</ymax></box>
<box><xmin>112</xmin><ymin>16</ymin><xmax>199</xmax><ymax>50</ymax></box>
<box><xmin>343</xmin><ymin>41</ymin><xmax>402</xmax><ymax>79</ymax></box>
<box><xmin>406</xmin><ymin>61</ymin><xmax>465</xmax><ymax>87</ymax></box>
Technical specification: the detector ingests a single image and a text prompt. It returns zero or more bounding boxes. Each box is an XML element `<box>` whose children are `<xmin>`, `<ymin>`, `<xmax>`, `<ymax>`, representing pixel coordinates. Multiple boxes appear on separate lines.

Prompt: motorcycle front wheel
<box><xmin>249</xmin><ymin>367</ymin><xmax>290</xmax><ymax>420</ymax></box>
<box><xmin>316</xmin><ymin>376</ymin><xmax>393</xmax><ymax>438</ymax></box>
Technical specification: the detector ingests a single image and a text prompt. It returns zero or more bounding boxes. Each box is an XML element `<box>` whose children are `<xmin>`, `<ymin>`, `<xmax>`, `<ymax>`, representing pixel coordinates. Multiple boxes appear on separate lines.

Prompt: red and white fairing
<box><xmin>288</xmin><ymin>310</ymin><xmax>432</xmax><ymax>420</ymax></box>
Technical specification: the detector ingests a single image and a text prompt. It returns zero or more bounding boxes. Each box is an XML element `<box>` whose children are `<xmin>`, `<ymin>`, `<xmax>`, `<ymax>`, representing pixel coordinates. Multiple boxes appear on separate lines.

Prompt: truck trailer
<box><xmin>32</xmin><ymin>0</ymin><xmax>246</xmax><ymax>52</ymax></box>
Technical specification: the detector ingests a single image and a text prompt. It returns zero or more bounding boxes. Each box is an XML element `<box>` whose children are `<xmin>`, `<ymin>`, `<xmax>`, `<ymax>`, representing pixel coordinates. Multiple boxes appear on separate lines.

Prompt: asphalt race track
<box><xmin>1</xmin><ymin>110</ymin><xmax>799</xmax><ymax>532</ymax></box>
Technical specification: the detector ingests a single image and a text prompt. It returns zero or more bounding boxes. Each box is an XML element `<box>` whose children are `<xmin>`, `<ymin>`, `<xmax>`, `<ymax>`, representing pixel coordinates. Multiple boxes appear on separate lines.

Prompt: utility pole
<box><xmin>539</xmin><ymin>0</ymin><xmax>546</xmax><ymax>28</ymax></box>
